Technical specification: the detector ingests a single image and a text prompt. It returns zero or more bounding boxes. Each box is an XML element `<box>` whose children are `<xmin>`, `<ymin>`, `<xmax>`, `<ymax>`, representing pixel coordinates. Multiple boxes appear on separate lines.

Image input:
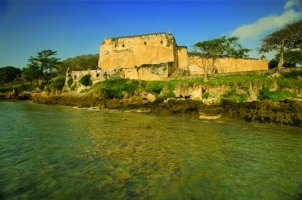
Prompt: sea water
<box><xmin>0</xmin><ymin>102</ymin><xmax>301</xmax><ymax>200</ymax></box>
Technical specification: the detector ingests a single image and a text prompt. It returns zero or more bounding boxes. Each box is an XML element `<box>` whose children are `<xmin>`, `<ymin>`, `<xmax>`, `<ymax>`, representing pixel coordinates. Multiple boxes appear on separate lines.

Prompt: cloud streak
<box><xmin>231</xmin><ymin>0</ymin><xmax>302</xmax><ymax>40</ymax></box>
<box><xmin>284</xmin><ymin>0</ymin><xmax>302</xmax><ymax>10</ymax></box>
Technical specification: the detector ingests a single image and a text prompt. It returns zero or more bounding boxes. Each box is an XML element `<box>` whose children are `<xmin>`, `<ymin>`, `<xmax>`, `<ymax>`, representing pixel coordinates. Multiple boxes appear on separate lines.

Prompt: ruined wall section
<box><xmin>65</xmin><ymin>64</ymin><xmax>170</xmax><ymax>92</ymax></box>
<box><xmin>170</xmin><ymin>33</ymin><xmax>178</xmax><ymax>76</ymax></box>
<box><xmin>177</xmin><ymin>46</ymin><xmax>188</xmax><ymax>69</ymax></box>
<box><xmin>98</xmin><ymin>33</ymin><xmax>176</xmax><ymax>70</ymax></box>
<box><xmin>187</xmin><ymin>55</ymin><xmax>268</xmax><ymax>75</ymax></box>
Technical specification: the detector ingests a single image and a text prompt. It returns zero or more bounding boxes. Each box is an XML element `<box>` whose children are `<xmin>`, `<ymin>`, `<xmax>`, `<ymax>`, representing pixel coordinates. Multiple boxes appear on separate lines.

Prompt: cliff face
<box><xmin>29</xmin><ymin>93</ymin><xmax>302</xmax><ymax>127</ymax></box>
<box><xmin>2</xmin><ymin>69</ymin><xmax>301</xmax><ymax>126</ymax></box>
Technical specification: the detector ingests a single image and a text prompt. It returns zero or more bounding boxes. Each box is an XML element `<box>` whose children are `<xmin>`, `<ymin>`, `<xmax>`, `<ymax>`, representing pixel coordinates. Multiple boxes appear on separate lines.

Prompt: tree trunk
<box><xmin>204</xmin><ymin>65</ymin><xmax>208</xmax><ymax>82</ymax></box>
<box><xmin>277</xmin><ymin>38</ymin><xmax>285</xmax><ymax>73</ymax></box>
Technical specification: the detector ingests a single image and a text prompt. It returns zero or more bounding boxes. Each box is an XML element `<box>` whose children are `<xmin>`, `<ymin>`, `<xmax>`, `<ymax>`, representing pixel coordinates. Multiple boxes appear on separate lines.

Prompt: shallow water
<box><xmin>0</xmin><ymin>101</ymin><xmax>301</xmax><ymax>200</ymax></box>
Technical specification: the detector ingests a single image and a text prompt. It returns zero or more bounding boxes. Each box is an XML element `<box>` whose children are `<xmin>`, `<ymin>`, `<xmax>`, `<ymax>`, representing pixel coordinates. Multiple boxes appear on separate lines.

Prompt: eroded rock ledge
<box><xmin>24</xmin><ymin>93</ymin><xmax>301</xmax><ymax>127</ymax></box>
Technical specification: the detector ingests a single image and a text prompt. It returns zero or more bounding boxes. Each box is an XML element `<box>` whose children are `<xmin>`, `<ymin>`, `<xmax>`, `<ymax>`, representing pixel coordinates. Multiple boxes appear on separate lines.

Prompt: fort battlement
<box><xmin>104</xmin><ymin>32</ymin><xmax>167</xmax><ymax>41</ymax></box>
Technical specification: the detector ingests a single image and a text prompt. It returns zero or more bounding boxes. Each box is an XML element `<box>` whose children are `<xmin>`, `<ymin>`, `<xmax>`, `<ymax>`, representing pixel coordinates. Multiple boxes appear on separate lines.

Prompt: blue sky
<box><xmin>0</xmin><ymin>0</ymin><xmax>301</xmax><ymax>68</ymax></box>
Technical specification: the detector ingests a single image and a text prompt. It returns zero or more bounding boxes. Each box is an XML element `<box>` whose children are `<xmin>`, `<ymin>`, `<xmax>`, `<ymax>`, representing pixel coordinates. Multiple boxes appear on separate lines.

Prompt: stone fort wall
<box><xmin>98</xmin><ymin>32</ymin><xmax>177</xmax><ymax>71</ymax></box>
<box><xmin>66</xmin><ymin>32</ymin><xmax>269</xmax><ymax>90</ymax></box>
<box><xmin>186</xmin><ymin>55</ymin><xmax>268</xmax><ymax>75</ymax></box>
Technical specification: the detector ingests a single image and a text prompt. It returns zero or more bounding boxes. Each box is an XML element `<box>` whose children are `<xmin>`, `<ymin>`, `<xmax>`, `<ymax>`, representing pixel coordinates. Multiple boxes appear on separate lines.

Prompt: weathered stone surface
<box><xmin>187</xmin><ymin>55</ymin><xmax>268</xmax><ymax>75</ymax></box>
<box><xmin>99</xmin><ymin>33</ymin><xmax>176</xmax><ymax>70</ymax></box>
<box><xmin>66</xmin><ymin>32</ymin><xmax>269</xmax><ymax>87</ymax></box>
<box><xmin>28</xmin><ymin>92</ymin><xmax>302</xmax><ymax>126</ymax></box>
<box><xmin>208</xmin><ymin>85</ymin><xmax>230</xmax><ymax>98</ymax></box>
<box><xmin>141</xmin><ymin>92</ymin><xmax>156</xmax><ymax>102</ymax></box>
<box><xmin>174</xmin><ymin>84</ymin><xmax>203</xmax><ymax>99</ymax></box>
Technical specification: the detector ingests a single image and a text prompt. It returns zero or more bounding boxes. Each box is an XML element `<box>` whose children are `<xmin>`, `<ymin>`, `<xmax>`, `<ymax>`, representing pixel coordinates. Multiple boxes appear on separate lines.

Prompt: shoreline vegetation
<box><xmin>1</xmin><ymin>69</ymin><xmax>301</xmax><ymax>127</ymax></box>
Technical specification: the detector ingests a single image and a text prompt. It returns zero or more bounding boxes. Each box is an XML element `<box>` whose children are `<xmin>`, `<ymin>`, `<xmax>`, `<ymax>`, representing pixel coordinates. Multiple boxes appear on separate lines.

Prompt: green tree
<box><xmin>57</xmin><ymin>54</ymin><xmax>99</xmax><ymax>74</ymax></box>
<box><xmin>0</xmin><ymin>66</ymin><xmax>21</xmax><ymax>84</ymax></box>
<box><xmin>269</xmin><ymin>50</ymin><xmax>302</xmax><ymax>69</ymax></box>
<box><xmin>21</xmin><ymin>64</ymin><xmax>40</xmax><ymax>84</ymax></box>
<box><xmin>194</xmin><ymin>36</ymin><xmax>250</xmax><ymax>82</ymax></box>
<box><xmin>259</xmin><ymin>20</ymin><xmax>302</xmax><ymax>72</ymax></box>
<box><xmin>27</xmin><ymin>50</ymin><xmax>61</xmax><ymax>81</ymax></box>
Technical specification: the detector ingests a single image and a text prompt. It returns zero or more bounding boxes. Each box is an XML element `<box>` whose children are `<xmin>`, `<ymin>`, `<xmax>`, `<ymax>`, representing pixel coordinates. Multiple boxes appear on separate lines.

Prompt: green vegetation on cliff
<box><xmin>94</xmin><ymin>79</ymin><xmax>140</xmax><ymax>99</ymax></box>
<box><xmin>73</xmin><ymin>69</ymin><xmax>301</xmax><ymax>102</ymax></box>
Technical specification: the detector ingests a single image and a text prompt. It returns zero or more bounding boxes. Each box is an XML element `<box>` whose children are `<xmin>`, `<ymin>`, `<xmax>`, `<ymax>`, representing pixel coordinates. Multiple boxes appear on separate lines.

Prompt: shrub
<box><xmin>202</xmin><ymin>92</ymin><xmax>209</xmax><ymax>99</ymax></box>
<box><xmin>67</xmin><ymin>78</ymin><xmax>73</xmax><ymax>87</ymax></box>
<box><xmin>222</xmin><ymin>89</ymin><xmax>248</xmax><ymax>102</ymax></box>
<box><xmin>282</xmin><ymin>70</ymin><xmax>302</xmax><ymax>79</ymax></box>
<box><xmin>258</xmin><ymin>87</ymin><xmax>297</xmax><ymax>101</ymax></box>
<box><xmin>144</xmin><ymin>81</ymin><xmax>164</xmax><ymax>94</ymax></box>
<box><xmin>94</xmin><ymin>78</ymin><xmax>140</xmax><ymax>99</ymax></box>
<box><xmin>161</xmin><ymin>90</ymin><xmax>176</xmax><ymax>100</ymax></box>
<box><xmin>79</xmin><ymin>74</ymin><xmax>93</xmax><ymax>86</ymax></box>
<box><xmin>51</xmin><ymin>77</ymin><xmax>65</xmax><ymax>91</ymax></box>
<box><xmin>71</xmin><ymin>84</ymin><xmax>77</xmax><ymax>91</ymax></box>
<box><xmin>258</xmin><ymin>87</ymin><xmax>271</xmax><ymax>100</ymax></box>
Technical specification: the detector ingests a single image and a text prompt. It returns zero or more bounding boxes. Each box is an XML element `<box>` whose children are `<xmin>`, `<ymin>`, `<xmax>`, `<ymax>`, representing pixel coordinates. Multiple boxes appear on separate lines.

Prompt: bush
<box><xmin>94</xmin><ymin>78</ymin><xmax>140</xmax><ymax>99</ymax></box>
<box><xmin>0</xmin><ymin>83</ymin><xmax>33</xmax><ymax>93</ymax></box>
<box><xmin>144</xmin><ymin>81</ymin><xmax>165</xmax><ymax>94</ymax></box>
<box><xmin>258</xmin><ymin>87</ymin><xmax>297</xmax><ymax>101</ymax></box>
<box><xmin>71</xmin><ymin>83</ymin><xmax>77</xmax><ymax>91</ymax></box>
<box><xmin>51</xmin><ymin>77</ymin><xmax>66</xmax><ymax>91</ymax></box>
<box><xmin>222</xmin><ymin>89</ymin><xmax>248</xmax><ymax>102</ymax></box>
<box><xmin>79</xmin><ymin>74</ymin><xmax>93</xmax><ymax>86</ymax></box>
<box><xmin>258</xmin><ymin>87</ymin><xmax>271</xmax><ymax>100</ymax></box>
<box><xmin>202</xmin><ymin>92</ymin><xmax>209</xmax><ymax>99</ymax></box>
<box><xmin>282</xmin><ymin>70</ymin><xmax>302</xmax><ymax>79</ymax></box>
<box><xmin>161</xmin><ymin>90</ymin><xmax>176</xmax><ymax>100</ymax></box>
<box><xmin>67</xmin><ymin>78</ymin><xmax>73</xmax><ymax>87</ymax></box>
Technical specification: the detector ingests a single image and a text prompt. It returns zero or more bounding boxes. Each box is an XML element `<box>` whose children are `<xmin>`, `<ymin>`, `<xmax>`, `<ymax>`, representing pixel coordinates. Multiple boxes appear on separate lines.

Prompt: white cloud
<box><xmin>231</xmin><ymin>0</ymin><xmax>302</xmax><ymax>40</ymax></box>
<box><xmin>284</xmin><ymin>0</ymin><xmax>302</xmax><ymax>10</ymax></box>
<box><xmin>230</xmin><ymin>0</ymin><xmax>302</xmax><ymax>59</ymax></box>
<box><xmin>231</xmin><ymin>9</ymin><xmax>302</xmax><ymax>40</ymax></box>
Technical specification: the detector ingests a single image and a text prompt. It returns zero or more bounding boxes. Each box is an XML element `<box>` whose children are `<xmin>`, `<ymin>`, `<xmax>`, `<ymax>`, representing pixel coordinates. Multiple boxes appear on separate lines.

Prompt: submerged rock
<box><xmin>28</xmin><ymin>93</ymin><xmax>302</xmax><ymax>127</ymax></box>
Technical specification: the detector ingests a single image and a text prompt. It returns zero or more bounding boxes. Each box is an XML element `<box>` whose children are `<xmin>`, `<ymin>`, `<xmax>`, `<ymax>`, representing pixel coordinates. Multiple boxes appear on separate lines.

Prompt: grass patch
<box><xmin>142</xmin><ymin>81</ymin><xmax>165</xmax><ymax>94</ymax></box>
<box><xmin>93</xmin><ymin>78</ymin><xmax>140</xmax><ymax>99</ymax></box>
<box><xmin>277</xmin><ymin>77</ymin><xmax>302</xmax><ymax>88</ymax></box>
<box><xmin>258</xmin><ymin>87</ymin><xmax>297</xmax><ymax>101</ymax></box>
<box><xmin>222</xmin><ymin>89</ymin><xmax>248</xmax><ymax>102</ymax></box>
<box><xmin>207</xmin><ymin>73</ymin><xmax>269</xmax><ymax>87</ymax></box>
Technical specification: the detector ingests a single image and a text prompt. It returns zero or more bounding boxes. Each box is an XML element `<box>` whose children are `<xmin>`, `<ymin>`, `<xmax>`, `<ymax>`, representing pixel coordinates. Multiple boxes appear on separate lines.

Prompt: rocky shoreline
<box><xmin>1</xmin><ymin>91</ymin><xmax>301</xmax><ymax>127</ymax></box>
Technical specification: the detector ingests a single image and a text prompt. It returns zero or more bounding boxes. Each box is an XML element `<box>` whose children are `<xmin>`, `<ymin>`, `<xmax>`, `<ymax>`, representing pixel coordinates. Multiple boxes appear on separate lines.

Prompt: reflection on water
<box><xmin>0</xmin><ymin>102</ymin><xmax>301</xmax><ymax>200</ymax></box>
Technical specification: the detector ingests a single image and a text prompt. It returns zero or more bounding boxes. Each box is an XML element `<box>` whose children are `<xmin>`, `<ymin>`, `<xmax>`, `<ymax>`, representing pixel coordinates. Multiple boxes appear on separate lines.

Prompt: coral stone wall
<box><xmin>188</xmin><ymin>56</ymin><xmax>268</xmax><ymax>75</ymax></box>
<box><xmin>177</xmin><ymin>46</ymin><xmax>189</xmax><ymax>69</ymax></box>
<box><xmin>65</xmin><ymin>63</ymin><xmax>170</xmax><ymax>91</ymax></box>
<box><xmin>99</xmin><ymin>33</ymin><xmax>176</xmax><ymax>70</ymax></box>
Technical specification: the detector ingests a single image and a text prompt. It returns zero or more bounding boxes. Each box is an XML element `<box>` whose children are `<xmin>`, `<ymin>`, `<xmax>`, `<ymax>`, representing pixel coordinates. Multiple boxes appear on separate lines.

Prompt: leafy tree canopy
<box><xmin>259</xmin><ymin>20</ymin><xmax>302</xmax><ymax>70</ymax></box>
<box><xmin>194</xmin><ymin>36</ymin><xmax>250</xmax><ymax>59</ymax></box>
<box><xmin>57</xmin><ymin>54</ymin><xmax>99</xmax><ymax>74</ymax></box>
<box><xmin>27</xmin><ymin>50</ymin><xmax>61</xmax><ymax>79</ymax></box>
<box><xmin>21</xmin><ymin>64</ymin><xmax>40</xmax><ymax>83</ymax></box>
<box><xmin>269</xmin><ymin>50</ymin><xmax>302</xmax><ymax>69</ymax></box>
<box><xmin>193</xmin><ymin>36</ymin><xmax>250</xmax><ymax>82</ymax></box>
<box><xmin>0</xmin><ymin>66</ymin><xmax>21</xmax><ymax>84</ymax></box>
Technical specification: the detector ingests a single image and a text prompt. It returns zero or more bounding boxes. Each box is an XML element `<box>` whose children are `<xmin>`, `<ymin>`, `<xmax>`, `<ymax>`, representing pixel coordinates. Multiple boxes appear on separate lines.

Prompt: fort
<box><xmin>67</xmin><ymin>32</ymin><xmax>268</xmax><ymax>86</ymax></box>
